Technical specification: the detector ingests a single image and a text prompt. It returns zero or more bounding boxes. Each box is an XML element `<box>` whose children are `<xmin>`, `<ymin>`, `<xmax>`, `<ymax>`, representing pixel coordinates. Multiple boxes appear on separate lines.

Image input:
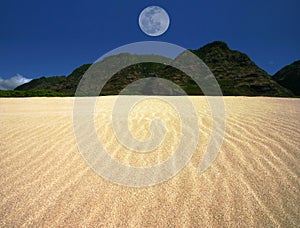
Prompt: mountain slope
<box><xmin>15</xmin><ymin>41</ymin><xmax>294</xmax><ymax>97</ymax></box>
<box><xmin>15</xmin><ymin>64</ymin><xmax>91</xmax><ymax>95</ymax></box>
<box><xmin>190</xmin><ymin>41</ymin><xmax>293</xmax><ymax>96</ymax></box>
<box><xmin>272</xmin><ymin>60</ymin><xmax>300</xmax><ymax>96</ymax></box>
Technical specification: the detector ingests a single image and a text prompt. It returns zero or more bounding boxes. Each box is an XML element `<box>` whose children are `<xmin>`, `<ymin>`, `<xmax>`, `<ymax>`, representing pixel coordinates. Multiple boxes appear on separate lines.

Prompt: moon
<box><xmin>139</xmin><ymin>6</ymin><xmax>170</xmax><ymax>37</ymax></box>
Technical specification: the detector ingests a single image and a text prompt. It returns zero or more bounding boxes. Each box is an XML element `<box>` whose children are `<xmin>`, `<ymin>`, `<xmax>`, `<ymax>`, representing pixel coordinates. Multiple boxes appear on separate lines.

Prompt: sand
<box><xmin>0</xmin><ymin>96</ymin><xmax>299</xmax><ymax>227</ymax></box>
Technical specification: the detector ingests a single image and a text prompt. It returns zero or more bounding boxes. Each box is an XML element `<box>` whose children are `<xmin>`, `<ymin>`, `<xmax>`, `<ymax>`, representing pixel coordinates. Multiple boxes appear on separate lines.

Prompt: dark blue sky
<box><xmin>0</xmin><ymin>0</ymin><xmax>299</xmax><ymax>81</ymax></box>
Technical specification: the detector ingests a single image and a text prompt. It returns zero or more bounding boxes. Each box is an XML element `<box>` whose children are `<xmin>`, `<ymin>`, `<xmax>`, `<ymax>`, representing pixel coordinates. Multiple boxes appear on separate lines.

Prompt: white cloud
<box><xmin>0</xmin><ymin>74</ymin><xmax>32</xmax><ymax>90</ymax></box>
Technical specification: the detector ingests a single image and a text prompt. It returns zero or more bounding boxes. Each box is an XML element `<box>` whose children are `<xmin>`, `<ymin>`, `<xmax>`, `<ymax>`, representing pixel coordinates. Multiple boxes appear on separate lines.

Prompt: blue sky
<box><xmin>0</xmin><ymin>0</ymin><xmax>299</xmax><ymax>88</ymax></box>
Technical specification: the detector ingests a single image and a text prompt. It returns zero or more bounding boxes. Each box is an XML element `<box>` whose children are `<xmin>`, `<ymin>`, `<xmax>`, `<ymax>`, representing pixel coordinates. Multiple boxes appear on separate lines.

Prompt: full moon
<box><xmin>139</xmin><ymin>6</ymin><xmax>170</xmax><ymax>37</ymax></box>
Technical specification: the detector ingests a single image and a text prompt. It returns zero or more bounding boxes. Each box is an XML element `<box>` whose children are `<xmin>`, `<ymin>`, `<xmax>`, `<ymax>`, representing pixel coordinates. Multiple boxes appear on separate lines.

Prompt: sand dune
<box><xmin>0</xmin><ymin>96</ymin><xmax>299</xmax><ymax>226</ymax></box>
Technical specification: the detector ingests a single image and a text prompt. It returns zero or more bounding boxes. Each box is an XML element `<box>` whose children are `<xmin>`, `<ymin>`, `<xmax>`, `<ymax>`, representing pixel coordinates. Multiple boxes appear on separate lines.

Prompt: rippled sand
<box><xmin>0</xmin><ymin>96</ymin><xmax>299</xmax><ymax>226</ymax></box>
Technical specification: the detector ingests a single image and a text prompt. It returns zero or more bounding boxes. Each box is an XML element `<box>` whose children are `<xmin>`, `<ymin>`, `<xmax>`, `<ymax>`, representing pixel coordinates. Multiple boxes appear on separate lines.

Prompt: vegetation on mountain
<box><xmin>0</xmin><ymin>89</ymin><xmax>66</xmax><ymax>97</ymax></box>
<box><xmin>5</xmin><ymin>41</ymin><xmax>296</xmax><ymax>97</ymax></box>
<box><xmin>272</xmin><ymin>60</ymin><xmax>300</xmax><ymax>96</ymax></box>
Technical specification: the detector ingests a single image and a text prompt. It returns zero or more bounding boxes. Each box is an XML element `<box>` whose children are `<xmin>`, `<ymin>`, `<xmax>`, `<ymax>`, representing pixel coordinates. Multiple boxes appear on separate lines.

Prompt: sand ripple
<box><xmin>0</xmin><ymin>97</ymin><xmax>299</xmax><ymax>226</ymax></box>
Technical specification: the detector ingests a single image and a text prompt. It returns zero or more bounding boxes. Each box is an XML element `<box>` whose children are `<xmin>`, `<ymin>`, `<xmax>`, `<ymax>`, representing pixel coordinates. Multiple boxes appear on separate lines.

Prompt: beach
<box><xmin>0</xmin><ymin>96</ymin><xmax>299</xmax><ymax>226</ymax></box>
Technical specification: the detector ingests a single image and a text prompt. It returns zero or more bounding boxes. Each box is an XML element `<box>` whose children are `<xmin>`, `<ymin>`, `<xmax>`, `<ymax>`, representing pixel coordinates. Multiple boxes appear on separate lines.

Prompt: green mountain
<box><xmin>14</xmin><ymin>41</ymin><xmax>294</xmax><ymax>97</ymax></box>
<box><xmin>189</xmin><ymin>41</ymin><xmax>293</xmax><ymax>96</ymax></box>
<box><xmin>272</xmin><ymin>60</ymin><xmax>300</xmax><ymax>96</ymax></box>
<box><xmin>15</xmin><ymin>64</ymin><xmax>91</xmax><ymax>96</ymax></box>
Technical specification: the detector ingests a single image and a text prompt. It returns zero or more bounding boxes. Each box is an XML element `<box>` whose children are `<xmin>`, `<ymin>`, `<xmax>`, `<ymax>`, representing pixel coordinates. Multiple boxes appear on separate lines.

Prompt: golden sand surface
<box><xmin>0</xmin><ymin>96</ymin><xmax>299</xmax><ymax>227</ymax></box>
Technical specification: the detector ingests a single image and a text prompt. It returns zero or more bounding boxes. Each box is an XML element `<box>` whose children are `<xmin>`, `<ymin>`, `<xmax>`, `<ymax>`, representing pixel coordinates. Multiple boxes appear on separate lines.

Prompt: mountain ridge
<box><xmin>13</xmin><ymin>41</ymin><xmax>296</xmax><ymax>97</ymax></box>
